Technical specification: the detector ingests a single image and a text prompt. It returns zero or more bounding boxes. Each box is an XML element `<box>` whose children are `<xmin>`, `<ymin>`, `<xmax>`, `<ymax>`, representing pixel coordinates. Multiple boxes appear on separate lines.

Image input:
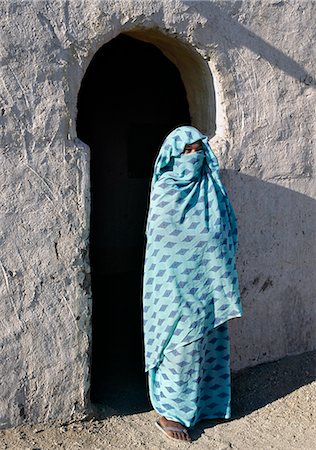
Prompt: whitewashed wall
<box><xmin>0</xmin><ymin>0</ymin><xmax>315</xmax><ymax>428</ymax></box>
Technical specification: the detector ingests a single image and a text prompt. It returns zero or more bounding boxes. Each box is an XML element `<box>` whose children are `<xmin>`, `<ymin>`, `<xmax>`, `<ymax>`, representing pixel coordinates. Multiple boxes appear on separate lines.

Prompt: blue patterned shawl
<box><xmin>143</xmin><ymin>126</ymin><xmax>243</xmax><ymax>372</ymax></box>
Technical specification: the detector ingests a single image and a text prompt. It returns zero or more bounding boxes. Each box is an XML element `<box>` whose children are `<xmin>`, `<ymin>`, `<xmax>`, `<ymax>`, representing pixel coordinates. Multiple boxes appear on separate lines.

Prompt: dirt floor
<box><xmin>1</xmin><ymin>350</ymin><xmax>315</xmax><ymax>450</ymax></box>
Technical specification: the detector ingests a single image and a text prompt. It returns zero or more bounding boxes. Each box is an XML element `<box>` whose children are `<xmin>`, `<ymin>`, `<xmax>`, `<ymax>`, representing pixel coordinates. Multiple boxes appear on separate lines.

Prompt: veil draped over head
<box><xmin>143</xmin><ymin>126</ymin><xmax>243</xmax><ymax>372</ymax></box>
<box><xmin>151</xmin><ymin>126</ymin><xmax>226</xmax><ymax>196</ymax></box>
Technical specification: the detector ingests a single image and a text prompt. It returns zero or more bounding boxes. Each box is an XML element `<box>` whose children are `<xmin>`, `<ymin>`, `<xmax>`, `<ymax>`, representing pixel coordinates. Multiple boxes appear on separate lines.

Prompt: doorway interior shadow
<box><xmin>76</xmin><ymin>33</ymin><xmax>191</xmax><ymax>415</ymax></box>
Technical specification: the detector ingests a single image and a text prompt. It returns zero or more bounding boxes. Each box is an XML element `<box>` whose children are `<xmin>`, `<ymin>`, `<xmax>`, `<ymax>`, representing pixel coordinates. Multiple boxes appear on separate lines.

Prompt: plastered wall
<box><xmin>0</xmin><ymin>0</ymin><xmax>315</xmax><ymax>429</ymax></box>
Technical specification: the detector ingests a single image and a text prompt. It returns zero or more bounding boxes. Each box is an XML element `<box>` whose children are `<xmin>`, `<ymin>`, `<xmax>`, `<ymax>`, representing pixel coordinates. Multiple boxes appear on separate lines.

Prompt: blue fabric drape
<box><xmin>148</xmin><ymin>322</ymin><xmax>231</xmax><ymax>427</ymax></box>
<box><xmin>143</xmin><ymin>126</ymin><xmax>243</xmax><ymax>373</ymax></box>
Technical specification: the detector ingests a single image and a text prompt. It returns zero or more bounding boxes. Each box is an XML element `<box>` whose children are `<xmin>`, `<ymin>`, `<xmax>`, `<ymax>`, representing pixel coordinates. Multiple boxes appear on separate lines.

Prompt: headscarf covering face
<box><xmin>143</xmin><ymin>126</ymin><xmax>242</xmax><ymax>372</ymax></box>
<box><xmin>151</xmin><ymin>126</ymin><xmax>226</xmax><ymax>196</ymax></box>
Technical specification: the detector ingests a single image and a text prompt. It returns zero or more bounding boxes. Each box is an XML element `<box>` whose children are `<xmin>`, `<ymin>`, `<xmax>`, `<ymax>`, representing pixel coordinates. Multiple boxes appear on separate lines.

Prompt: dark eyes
<box><xmin>183</xmin><ymin>140</ymin><xmax>203</xmax><ymax>153</ymax></box>
<box><xmin>183</xmin><ymin>146</ymin><xmax>203</xmax><ymax>154</ymax></box>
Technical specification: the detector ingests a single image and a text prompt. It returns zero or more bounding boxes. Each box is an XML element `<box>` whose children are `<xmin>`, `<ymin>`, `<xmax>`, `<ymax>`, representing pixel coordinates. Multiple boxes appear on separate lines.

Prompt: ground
<box><xmin>1</xmin><ymin>350</ymin><xmax>315</xmax><ymax>450</ymax></box>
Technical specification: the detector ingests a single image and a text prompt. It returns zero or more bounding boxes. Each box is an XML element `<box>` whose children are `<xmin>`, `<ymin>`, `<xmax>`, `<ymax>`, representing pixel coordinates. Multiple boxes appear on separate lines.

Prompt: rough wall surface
<box><xmin>0</xmin><ymin>0</ymin><xmax>315</xmax><ymax>429</ymax></box>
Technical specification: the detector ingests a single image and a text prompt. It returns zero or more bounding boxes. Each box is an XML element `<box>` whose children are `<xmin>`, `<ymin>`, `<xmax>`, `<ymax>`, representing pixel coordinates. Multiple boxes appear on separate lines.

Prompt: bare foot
<box><xmin>158</xmin><ymin>416</ymin><xmax>192</xmax><ymax>442</ymax></box>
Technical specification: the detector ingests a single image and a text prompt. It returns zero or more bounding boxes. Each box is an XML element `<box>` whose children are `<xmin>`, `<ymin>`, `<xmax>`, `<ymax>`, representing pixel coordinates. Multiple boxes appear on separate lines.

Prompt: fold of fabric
<box><xmin>143</xmin><ymin>126</ymin><xmax>243</xmax><ymax>372</ymax></box>
<box><xmin>148</xmin><ymin>322</ymin><xmax>231</xmax><ymax>428</ymax></box>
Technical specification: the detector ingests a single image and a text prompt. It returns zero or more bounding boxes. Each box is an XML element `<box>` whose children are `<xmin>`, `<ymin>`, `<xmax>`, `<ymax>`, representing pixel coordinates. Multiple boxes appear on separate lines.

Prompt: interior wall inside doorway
<box><xmin>76</xmin><ymin>33</ymin><xmax>191</xmax><ymax>408</ymax></box>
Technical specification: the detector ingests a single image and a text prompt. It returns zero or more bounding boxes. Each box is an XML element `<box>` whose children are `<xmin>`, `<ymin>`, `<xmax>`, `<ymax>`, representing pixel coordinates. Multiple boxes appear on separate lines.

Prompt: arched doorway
<box><xmin>77</xmin><ymin>33</ymin><xmax>191</xmax><ymax>412</ymax></box>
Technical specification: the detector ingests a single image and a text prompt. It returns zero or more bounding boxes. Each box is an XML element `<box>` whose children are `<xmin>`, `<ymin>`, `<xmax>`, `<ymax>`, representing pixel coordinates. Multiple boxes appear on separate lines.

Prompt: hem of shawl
<box><xmin>144</xmin><ymin>312</ymin><xmax>242</xmax><ymax>372</ymax></box>
<box><xmin>145</xmin><ymin>330</ymin><xmax>207</xmax><ymax>372</ymax></box>
<box><xmin>214</xmin><ymin>312</ymin><xmax>243</xmax><ymax>329</ymax></box>
<box><xmin>162</xmin><ymin>311</ymin><xmax>242</xmax><ymax>357</ymax></box>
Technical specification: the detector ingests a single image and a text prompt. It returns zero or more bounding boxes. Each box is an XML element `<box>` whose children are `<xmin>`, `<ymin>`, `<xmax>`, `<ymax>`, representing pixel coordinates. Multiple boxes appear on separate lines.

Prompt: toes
<box><xmin>158</xmin><ymin>417</ymin><xmax>191</xmax><ymax>442</ymax></box>
<box><xmin>184</xmin><ymin>432</ymin><xmax>191</xmax><ymax>442</ymax></box>
<box><xmin>181</xmin><ymin>430</ymin><xmax>191</xmax><ymax>442</ymax></box>
<box><xmin>170</xmin><ymin>430</ymin><xmax>185</xmax><ymax>441</ymax></box>
<box><xmin>181</xmin><ymin>431</ymin><xmax>188</xmax><ymax>441</ymax></box>
<box><xmin>175</xmin><ymin>431</ymin><xmax>183</xmax><ymax>440</ymax></box>
<box><xmin>178</xmin><ymin>430</ymin><xmax>191</xmax><ymax>442</ymax></box>
<box><xmin>171</xmin><ymin>431</ymin><xmax>178</xmax><ymax>440</ymax></box>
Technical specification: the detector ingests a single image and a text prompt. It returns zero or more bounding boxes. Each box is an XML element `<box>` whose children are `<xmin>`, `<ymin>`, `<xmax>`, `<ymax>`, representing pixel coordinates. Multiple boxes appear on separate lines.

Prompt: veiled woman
<box><xmin>142</xmin><ymin>126</ymin><xmax>243</xmax><ymax>442</ymax></box>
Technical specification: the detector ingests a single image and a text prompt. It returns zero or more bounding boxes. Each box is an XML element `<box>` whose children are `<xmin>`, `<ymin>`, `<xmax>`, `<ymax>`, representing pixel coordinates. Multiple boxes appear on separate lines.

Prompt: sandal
<box><xmin>155</xmin><ymin>418</ymin><xmax>192</xmax><ymax>443</ymax></box>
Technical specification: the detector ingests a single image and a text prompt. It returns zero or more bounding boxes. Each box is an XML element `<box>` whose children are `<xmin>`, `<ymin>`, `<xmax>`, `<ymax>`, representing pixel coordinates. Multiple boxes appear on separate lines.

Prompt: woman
<box><xmin>142</xmin><ymin>126</ymin><xmax>243</xmax><ymax>442</ymax></box>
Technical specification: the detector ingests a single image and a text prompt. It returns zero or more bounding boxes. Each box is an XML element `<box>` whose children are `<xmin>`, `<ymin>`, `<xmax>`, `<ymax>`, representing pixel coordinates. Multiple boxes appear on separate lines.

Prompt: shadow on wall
<box><xmin>92</xmin><ymin>168</ymin><xmax>316</xmax><ymax>418</ymax></box>
<box><xmin>183</xmin><ymin>0</ymin><xmax>315</xmax><ymax>87</ymax></box>
<box><xmin>220</xmin><ymin>169</ymin><xmax>316</xmax><ymax>371</ymax></box>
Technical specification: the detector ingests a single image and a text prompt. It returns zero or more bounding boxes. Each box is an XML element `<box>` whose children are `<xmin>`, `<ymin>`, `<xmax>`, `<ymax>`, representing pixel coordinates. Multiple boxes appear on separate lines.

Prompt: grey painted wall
<box><xmin>0</xmin><ymin>0</ymin><xmax>315</xmax><ymax>429</ymax></box>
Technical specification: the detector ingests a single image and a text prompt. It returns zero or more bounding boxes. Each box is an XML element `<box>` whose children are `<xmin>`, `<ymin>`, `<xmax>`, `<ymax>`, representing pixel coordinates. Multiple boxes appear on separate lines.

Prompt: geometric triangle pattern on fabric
<box><xmin>148</xmin><ymin>322</ymin><xmax>231</xmax><ymax>427</ymax></box>
<box><xmin>143</xmin><ymin>126</ymin><xmax>243</xmax><ymax>372</ymax></box>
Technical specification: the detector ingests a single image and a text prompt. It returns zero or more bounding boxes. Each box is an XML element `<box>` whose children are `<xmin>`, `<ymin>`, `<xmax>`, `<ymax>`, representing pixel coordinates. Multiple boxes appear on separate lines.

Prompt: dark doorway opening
<box><xmin>76</xmin><ymin>33</ymin><xmax>191</xmax><ymax>414</ymax></box>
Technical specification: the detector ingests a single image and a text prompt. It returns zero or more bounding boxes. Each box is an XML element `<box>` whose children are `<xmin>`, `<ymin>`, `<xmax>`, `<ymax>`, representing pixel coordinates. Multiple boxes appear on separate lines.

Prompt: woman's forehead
<box><xmin>161</xmin><ymin>127</ymin><xmax>206</xmax><ymax>155</ymax></box>
<box><xmin>184</xmin><ymin>139</ymin><xmax>203</xmax><ymax>147</ymax></box>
